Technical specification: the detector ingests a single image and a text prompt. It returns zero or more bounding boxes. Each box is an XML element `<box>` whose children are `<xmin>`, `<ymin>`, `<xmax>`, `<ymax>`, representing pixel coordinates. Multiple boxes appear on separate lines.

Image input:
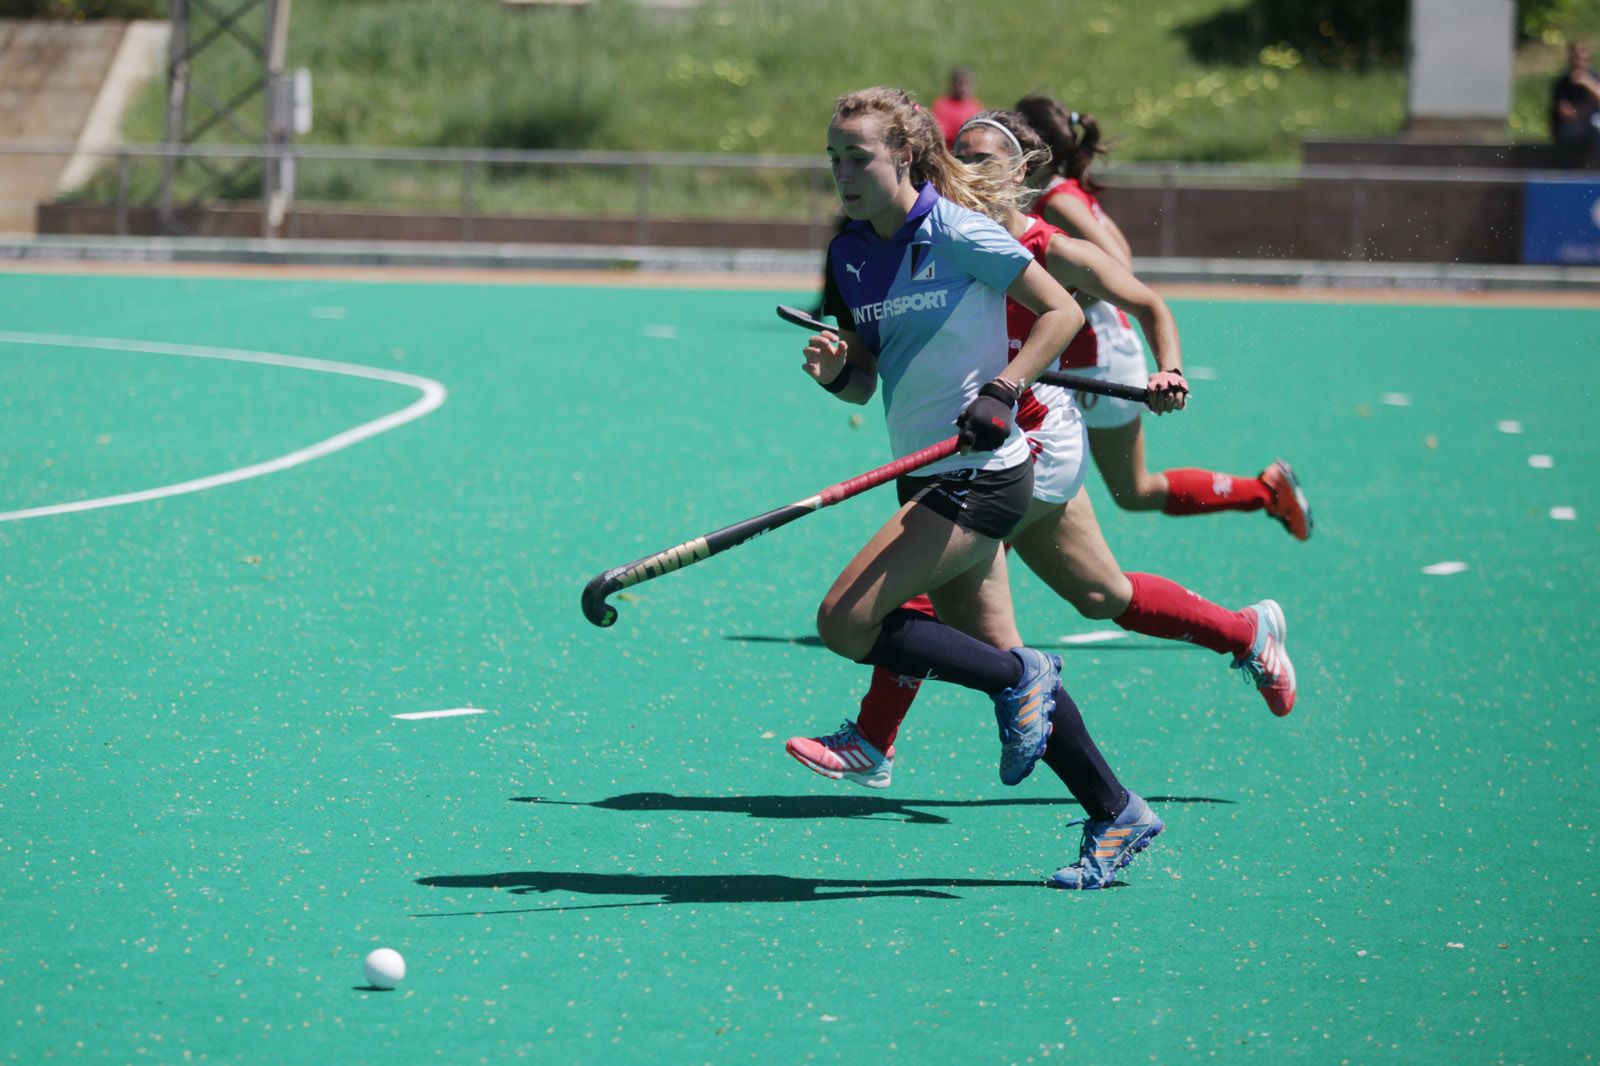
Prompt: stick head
<box><xmin>581</xmin><ymin>573</ymin><xmax>620</xmax><ymax>627</ymax></box>
<box><xmin>776</xmin><ymin>304</ymin><xmax>831</xmax><ymax>333</ymax></box>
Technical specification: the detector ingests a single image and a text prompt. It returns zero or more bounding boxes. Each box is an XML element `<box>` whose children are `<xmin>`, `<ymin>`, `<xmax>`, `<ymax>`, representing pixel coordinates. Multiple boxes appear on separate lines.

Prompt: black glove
<box><xmin>956</xmin><ymin>378</ymin><xmax>1019</xmax><ymax>453</ymax></box>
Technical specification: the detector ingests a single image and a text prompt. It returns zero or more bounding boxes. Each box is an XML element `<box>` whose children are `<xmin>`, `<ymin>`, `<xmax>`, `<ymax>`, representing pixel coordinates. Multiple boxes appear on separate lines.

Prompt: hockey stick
<box><xmin>776</xmin><ymin>304</ymin><xmax>1152</xmax><ymax>404</ymax></box>
<box><xmin>581</xmin><ymin>436</ymin><xmax>961</xmax><ymax>627</ymax></box>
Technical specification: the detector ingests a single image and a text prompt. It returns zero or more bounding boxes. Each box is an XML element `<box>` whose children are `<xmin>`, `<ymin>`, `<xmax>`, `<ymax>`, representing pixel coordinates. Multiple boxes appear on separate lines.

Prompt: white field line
<box><xmin>1059</xmin><ymin>630</ymin><xmax>1130</xmax><ymax>645</ymax></box>
<box><xmin>0</xmin><ymin>332</ymin><xmax>447</xmax><ymax>523</ymax></box>
<box><xmin>392</xmin><ymin>708</ymin><xmax>485</xmax><ymax>721</ymax></box>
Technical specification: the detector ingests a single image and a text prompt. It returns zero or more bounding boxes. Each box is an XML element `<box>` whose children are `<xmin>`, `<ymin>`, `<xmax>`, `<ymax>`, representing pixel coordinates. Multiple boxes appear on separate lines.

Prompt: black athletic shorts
<box><xmin>895</xmin><ymin>460</ymin><xmax>1034</xmax><ymax>540</ymax></box>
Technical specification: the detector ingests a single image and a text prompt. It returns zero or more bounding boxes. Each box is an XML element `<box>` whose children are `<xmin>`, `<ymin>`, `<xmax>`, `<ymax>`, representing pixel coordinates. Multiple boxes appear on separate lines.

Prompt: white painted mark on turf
<box><xmin>1528</xmin><ymin>455</ymin><xmax>1554</xmax><ymax>469</ymax></box>
<box><xmin>392</xmin><ymin>708</ymin><xmax>486</xmax><ymax>721</ymax></box>
<box><xmin>642</xmin><ymin>324</ymin><xmax>677</xmax><ymax>339</ymax></box>
<box><xmin>1059</xmin><ymin>630</ymin><xmax>1130</xmax><ymax>645</ymax></box>
<box><xmin>0</xmin><ymin>332</ymin><xmax>447</xmax><ymax>523</ymax></box>
<box><xmin>1497</xmin><ymin>420</ymin><xmax>1523</xmax><ymax>434</ymax></box>
<box><xmin>1550</xmin><ymin>507</ymin><xmax>1577</xmax><ymax>521</ymax></box>
<box><xmin>1381</xmin><ymin>392</ymin><xmax>1412</xmax><ymax>407</ymax></box>
<box><xmin>312</xmin><ymin>306</ymin><xmax>348</xmax><ymax>319</ymax></box>
<box><xmin>1184</xmin><ymin>366</ymin><xmax>1217</xmax><ymax>381</ymax></box>
<box><xmin>1422</xmin><ymin>561</ymin><xmax>1468</xmax><ymax>576</ymax></box>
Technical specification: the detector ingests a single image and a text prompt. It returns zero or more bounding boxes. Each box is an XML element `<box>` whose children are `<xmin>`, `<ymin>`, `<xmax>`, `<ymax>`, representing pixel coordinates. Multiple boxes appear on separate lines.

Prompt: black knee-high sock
<box><xmin>1040</xmin><ymin>685</ymin><xmax>1127</xmax><ymax>822</ymax></box>
<box><xmin>858</xmin><ymin>607</ymin><xmax>1023</xmax><ymax>694</ymax></box>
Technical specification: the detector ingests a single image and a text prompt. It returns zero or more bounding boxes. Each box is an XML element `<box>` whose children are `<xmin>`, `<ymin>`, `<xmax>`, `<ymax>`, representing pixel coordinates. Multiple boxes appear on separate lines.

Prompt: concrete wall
<box><xmin>38</xmin><ymin>172</ymin><xmax>1531</xmax><ymax>264</ymax></box>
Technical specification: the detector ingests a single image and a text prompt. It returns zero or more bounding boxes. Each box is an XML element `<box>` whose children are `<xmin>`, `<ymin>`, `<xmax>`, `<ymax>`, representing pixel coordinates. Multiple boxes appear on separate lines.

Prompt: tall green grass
<box><xmin>92</xmin><ymin>0</ymin><xmax>1600</xmax><ymax>215</ymax></box>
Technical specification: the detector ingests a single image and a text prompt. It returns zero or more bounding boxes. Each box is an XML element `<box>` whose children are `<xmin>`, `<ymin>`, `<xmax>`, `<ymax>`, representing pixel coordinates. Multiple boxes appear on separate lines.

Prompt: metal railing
<box><xmin>5</xmin><ymin>141</ymin><xmax>1598</xmax><ymax>255</ymax></box>
<box><xmin>3</xmin><ymin>141</ymin><xmax>840</xmax><ymax>242</ymax></box>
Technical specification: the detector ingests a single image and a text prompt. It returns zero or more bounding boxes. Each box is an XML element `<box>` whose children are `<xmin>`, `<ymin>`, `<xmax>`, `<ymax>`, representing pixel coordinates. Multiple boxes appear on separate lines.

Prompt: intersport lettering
<box><xmin>851</xmin><ymin>288</ymin><xmax>949</xmax><ymax>325</ymax></box>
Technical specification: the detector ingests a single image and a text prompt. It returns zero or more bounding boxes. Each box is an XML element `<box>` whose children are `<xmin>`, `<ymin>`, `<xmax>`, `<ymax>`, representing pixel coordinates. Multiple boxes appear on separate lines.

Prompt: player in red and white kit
<box><xmin>788</xmin><ymin>110</ymin><xmax>1297</xmax><ymax>801</ymax></box>
<box><xmin>1015</xmin><ymin>95</ymin><xmax>1312</xmax><ymax>541</ymax></box>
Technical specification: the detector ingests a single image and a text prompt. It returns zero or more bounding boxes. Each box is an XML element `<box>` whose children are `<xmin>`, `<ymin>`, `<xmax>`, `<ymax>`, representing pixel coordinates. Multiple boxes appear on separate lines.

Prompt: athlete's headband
<box><xmin>955</xmin><ymin>118</ymin><xmax>1024</xmax><ymax>159</ymax></box>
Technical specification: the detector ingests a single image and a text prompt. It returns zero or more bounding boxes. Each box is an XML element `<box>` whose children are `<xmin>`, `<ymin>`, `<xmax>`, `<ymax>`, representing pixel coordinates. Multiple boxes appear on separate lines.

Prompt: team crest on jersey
<box><xmin>912</xmin><ymin>260</ymin><xmax>936</xmax><ymax>282</ymax></box>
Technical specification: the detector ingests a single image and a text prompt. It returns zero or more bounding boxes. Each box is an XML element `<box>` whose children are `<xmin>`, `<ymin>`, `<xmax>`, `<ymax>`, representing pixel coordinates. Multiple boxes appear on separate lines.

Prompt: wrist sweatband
<box><xmin>820</xmin><ymin>362</ymin><xmax>855</xmax><ymax>395</ymax></box>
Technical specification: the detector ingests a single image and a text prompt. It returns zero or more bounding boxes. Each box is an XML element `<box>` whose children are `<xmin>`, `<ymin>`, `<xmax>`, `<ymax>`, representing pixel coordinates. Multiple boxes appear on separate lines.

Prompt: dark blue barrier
<box><xmin>1522</xmin><ymin>179</ymin><xmax>1600</xmax><ymax>264</ymax></box>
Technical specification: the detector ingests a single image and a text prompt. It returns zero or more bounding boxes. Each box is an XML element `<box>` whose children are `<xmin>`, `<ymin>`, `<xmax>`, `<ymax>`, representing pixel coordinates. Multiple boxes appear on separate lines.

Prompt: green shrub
<box><xmin>297</xmin><ymin>0</ymin><xmax>634</xmax><ymax>149</ymax></box>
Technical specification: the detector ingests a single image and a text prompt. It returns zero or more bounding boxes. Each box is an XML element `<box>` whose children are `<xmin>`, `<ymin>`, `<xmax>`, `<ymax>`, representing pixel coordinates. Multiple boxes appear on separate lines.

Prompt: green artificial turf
<box><xmin>1</xmin><ymin>272</ymin><xmax>1596</xmax><ymax>1061</ymax></box>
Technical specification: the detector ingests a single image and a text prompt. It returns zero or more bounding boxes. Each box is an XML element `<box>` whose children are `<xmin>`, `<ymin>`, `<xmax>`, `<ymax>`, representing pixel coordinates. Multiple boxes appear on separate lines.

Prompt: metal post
<box><xmin>635</xmin><ymin>164</ymin><xmax>651</xmax><ymax>245</ymax></box>
<box><xmin>159</xmin><ymin>0</ymin><xmax>189</xmax><ymax>232</ymax></box>
<box><xmin>1350</xmin><ymin>178</ymin><xmax>1368</xmax><ymax>261</ymax></box>
<box><xmin>262</xmin><ymin>0</ymin><xmax>289</xmax><ymax>238</ymax></box>
<box><xmin>808</xmin><ymin>167</ymin><xmax>824</xmax><ymax>251</ymax></box>
<box><xmin>115</xmin><ymin>152</ymin><xmax>129</xmax><ymax>236</ymax></box>
<box><xmin>1160</xmin><ymin>172</ymin><xmax>1178</xmax><ymax>259</ymax></box>
<box><xmin>461</xmin><ymin>160</ymin><xmax>477</xmax><ymax>242</ymax></box>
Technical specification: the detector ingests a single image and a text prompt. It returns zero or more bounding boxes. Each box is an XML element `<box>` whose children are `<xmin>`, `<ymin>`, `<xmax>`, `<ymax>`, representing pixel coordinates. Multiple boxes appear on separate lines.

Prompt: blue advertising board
<box><xmin>1522</xmin><ymin>180</ymin><xmax>1600</xmax><ymax>264</ymax></box>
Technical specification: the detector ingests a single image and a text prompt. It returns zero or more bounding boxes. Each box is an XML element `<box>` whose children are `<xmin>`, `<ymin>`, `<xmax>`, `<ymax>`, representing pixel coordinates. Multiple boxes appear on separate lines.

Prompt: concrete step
<box><xmin>0</xmin><ymin>18</ymin><xmax>163</xmax><ymax>235</ymax></box>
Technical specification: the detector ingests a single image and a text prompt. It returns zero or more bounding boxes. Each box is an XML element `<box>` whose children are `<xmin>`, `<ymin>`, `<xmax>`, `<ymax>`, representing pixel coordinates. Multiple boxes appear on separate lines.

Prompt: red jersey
<box><xmin>1007</xmin><ymin>217</ymin><xmax>1063</xmax><ymax>431</ymax></box>
<box><xmin>1009</xmin><ymin>208</ymin><xmax>1132</xmax><ymax>376</ymax></box>
<box><xmin>1035</xmin><ymin>177</ymin><xmax>1105</xmax><ymax>224</ymax></box>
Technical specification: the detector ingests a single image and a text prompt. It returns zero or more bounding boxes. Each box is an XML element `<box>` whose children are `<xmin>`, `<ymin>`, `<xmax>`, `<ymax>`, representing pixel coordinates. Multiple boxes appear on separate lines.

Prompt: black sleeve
<box><xmin>821</xmin><ymin>247</ymin><xmax>851</xmax><ymax>328</ymax></box>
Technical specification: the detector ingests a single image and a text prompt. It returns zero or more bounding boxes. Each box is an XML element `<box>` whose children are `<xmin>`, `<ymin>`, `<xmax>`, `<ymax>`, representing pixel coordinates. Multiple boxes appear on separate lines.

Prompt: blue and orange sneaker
<box><xmin>1261</xmin><ymin>459</ymin><xmax>1313</xmax><ymax>541</ymax></box>
<box><xmin>994</xmin><ymin>648</ymin><xmax>1060</xmax><ymax>786</ymax></box>
<box><xmin>1233</xmin><ymin>599</ymin><xmax>1296</xmax><ymax>717</ymax></box>
<box><xmin>1048</xmin><ymin>793</ymin><xmax>1164</xmax><ymax>890</ymax></box>
<box><xmin>785</xmin><ymin>721</ymin><xmax>894</xmax><ymax>789</ymax></box>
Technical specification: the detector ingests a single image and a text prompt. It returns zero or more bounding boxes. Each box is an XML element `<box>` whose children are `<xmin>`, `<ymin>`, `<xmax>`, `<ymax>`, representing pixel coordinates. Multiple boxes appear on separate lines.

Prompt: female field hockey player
<box><xmin>1014</xmin><ymin>94</ymin><xmax>1313</xmax><ymax>540</ymax></box>
<box><xmin>801</xmin><ymin>87</ymin><xmax>1166</xmax><ymax>889</ymax></box>
<box><xmin>788</xmin><ymin>111</ymin><xmax>1296</xmax><ymax>829</ymax></box>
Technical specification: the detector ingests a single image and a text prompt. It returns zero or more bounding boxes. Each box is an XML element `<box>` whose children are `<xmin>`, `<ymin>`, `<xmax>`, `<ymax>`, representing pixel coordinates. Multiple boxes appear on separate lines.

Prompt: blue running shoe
<box><xmin>1048</xmin><ymin>793</ymin><xmax>1164</xmax><ymax>890</ymax></box>
<box><xmin>993</xmin><ymin>648</ymin><xmax>1060</xmax><ymax>786</ymax></box>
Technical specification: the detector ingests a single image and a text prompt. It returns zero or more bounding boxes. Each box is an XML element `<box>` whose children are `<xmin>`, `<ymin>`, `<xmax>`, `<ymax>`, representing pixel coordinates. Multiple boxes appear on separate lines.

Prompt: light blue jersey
<box><xmin>822</xmin><ymin>183</ymin><xmax>1034</xmax><ymax>476</ymax></box>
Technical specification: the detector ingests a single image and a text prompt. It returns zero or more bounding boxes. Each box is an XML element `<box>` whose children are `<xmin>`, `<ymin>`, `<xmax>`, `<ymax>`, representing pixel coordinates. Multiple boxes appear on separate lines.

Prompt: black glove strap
<box><xmin>819</xmin><ymin>362</ymin><xmax>855</xmax><ymax>395</ymax></box>
<box><xmin>978</xmin><ymin>378</ymin><xmax>1020</xmax><ymax>406</ymax></box>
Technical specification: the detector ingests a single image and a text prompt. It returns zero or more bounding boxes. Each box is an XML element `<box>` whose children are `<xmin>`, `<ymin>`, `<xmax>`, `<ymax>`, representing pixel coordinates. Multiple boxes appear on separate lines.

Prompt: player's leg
<box><xmin>1088</xmin><ymin>414</ymin><xmax>1313</xmax><ymax>540</ymax></box>
<box><xmin>786</xmin><ymin>591</ymin><xmax>933</xmax><ymax>788</ymax></box>
<box><xmin>1085</xmin><ymin>415</ymin><xmax>1168</xmax><ymax>511</ymax></box>
<box><xmin>812</xmin><ymin>464</ymin><xmax>1059</xmax><ymax>786</ymax></box>
<box><xmin>1010</xmin><ymin>485</ymin><xmax>1297</xmax><ymax>716</ymax></box>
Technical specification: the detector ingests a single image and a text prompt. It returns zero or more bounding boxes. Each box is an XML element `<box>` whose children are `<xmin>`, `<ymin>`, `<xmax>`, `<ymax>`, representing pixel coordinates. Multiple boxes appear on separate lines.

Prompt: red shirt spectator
<box><xmin>931</xmin><ymin>68</ymin><xmax>982</xmax><ymax>147</ymax></box>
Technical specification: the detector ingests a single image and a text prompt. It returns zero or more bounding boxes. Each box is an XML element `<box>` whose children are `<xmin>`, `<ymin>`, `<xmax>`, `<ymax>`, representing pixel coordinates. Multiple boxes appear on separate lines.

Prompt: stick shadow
<box><xmin>724</xmin><ymin>634</ymin><xmax>1197</xmax><ymax>652</ymax></box>
<box><xmin>412</xmin><ymin>869</ymin><xmax>1037</xmax><ymax>916</ymax></box>
<box><xmin>511</xmin><ymin>792</ymin><xmax>1232</xmax><ymax>826</ymax></box>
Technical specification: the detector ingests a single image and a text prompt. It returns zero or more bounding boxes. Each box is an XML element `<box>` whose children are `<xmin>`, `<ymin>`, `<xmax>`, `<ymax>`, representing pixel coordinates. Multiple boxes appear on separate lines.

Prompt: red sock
<box><xmin>1161</xmin><ymin>468</ymin><xmax>1270</xmax><ymax>515</ymax></box>
<box><xmin>855</xmin><ymin>594</ymin><xmax>936</xmax><ymax>750</ymax></box>
<box><xmin>1113</xmin><ymin>572</ymin><xmax>1254</xmax><ymax>657</ymax></box>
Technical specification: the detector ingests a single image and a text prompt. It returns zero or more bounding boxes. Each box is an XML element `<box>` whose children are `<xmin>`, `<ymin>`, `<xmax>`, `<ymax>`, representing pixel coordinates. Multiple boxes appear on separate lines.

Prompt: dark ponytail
<box><xmin>1015</xmin><ymin>95</ymin><xmax>1108</xmax><ymax>194</ymax></box>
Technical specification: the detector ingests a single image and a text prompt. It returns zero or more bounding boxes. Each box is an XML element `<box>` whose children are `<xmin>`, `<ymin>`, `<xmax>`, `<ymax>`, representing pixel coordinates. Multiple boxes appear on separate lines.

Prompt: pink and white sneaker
<box><xmin>785</xmin><ymin>720</ymin><xmax>894</xmax><ymax>789</ymax></box>
<box><xmin>1233</xmin><ymin>599</ymin><xmax>1297</xmax><ymax>717</ymax></box>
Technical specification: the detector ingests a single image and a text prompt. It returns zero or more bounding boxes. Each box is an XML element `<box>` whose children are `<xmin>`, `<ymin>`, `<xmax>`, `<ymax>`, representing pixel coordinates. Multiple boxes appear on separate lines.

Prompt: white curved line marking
<box><xmin>0</xmin><ymin>331</ymin><xmax>447</xmax><ymax>523</ymax></box>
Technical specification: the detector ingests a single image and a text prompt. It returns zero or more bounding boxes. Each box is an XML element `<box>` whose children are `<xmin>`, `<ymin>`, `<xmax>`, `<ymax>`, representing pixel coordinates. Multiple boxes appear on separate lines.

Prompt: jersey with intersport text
<box><xmin>821</xmin><ymin>183</ymin><xmax>1034</xmax><ymax>477</ymax></box>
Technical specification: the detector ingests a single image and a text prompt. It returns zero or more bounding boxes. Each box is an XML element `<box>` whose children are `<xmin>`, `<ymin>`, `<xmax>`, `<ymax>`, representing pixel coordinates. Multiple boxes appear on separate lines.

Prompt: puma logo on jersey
<box><xmin>844</xmin><ymin>261</ymin><xmax>865</xmax><ymax>282</ymax></box>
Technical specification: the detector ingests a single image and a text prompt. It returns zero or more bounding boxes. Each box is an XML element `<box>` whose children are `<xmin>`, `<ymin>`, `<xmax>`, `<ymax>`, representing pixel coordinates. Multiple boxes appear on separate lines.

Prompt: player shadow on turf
<box><xmin>512</xmin><ymin>792</ymin><xmax>1231</xmax><ymax>826</ymax></box>
<box><xmin>725</xmin><ymin>634</ymin><xmax>1198</xmax><ymax>652</ymax></box>
<box><xmin>412</xmin><ymin>870</ymin><xmax>1035</xmax><ymax>915</ymax></box>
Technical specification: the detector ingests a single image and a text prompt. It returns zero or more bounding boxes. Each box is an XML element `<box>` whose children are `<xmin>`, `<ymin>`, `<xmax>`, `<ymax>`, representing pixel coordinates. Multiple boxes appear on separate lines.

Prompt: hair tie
<box><xmin>1069</xmin><ymin>111</ymin><xmax>1081</xmax><ymax>126</ymax></box>
<box><xmin>956</xmin><ymin>117</ymin><xmax>1024</xmax><ymax>158</ymax></box>
<box><xmin>912</xmin><ymin>102</ymin><xmax>921</xmax><ymax>113</ymax></box>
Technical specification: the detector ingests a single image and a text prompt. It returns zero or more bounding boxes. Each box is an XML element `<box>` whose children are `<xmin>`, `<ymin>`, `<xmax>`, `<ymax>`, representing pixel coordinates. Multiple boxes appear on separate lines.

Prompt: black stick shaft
<box><xmin>581</xmin><ymin>436</ymin><xmax>961</xmax><ymax>627</ymax></box>
<box><xmin>777</xmin><ymin>303</ymin><xmax>1151</xmax><ymax>404</ymax></box>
